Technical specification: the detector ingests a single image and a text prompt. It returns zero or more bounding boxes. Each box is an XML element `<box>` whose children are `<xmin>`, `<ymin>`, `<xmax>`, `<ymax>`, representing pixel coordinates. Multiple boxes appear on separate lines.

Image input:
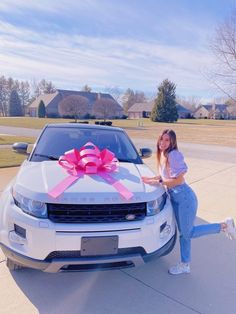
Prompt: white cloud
<box><xmin>0</xmin><ymin>19</ymin><xmax>217</xmax><ymax>97</ymax></box>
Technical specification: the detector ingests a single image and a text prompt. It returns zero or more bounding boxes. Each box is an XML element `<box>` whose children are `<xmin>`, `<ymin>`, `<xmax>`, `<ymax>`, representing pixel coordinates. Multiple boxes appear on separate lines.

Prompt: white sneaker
<box><xmin>168</xmin><ymin>262</ymin><xmax>190</xmax><ymax>275</ymax></box>
<box><xmin>224</xmin><ymin>217</ymin><xmax>236</xmax><ymax>240</ymax></box>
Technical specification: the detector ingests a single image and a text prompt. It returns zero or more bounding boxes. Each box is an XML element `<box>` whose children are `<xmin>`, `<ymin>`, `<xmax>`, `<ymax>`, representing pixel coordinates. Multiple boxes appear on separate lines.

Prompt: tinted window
<box><xmin>30</xmin><ymin>126</ymin><xmax>142</xmax><ymax>164</ymax></box>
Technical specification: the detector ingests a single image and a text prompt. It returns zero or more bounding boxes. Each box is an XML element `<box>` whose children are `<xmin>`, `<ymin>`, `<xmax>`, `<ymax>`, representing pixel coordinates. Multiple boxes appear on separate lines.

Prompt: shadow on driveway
<box><xmin>3</xmin><ymin>217</ymin><xmax>235</xmax><ymax>314</ymax></box>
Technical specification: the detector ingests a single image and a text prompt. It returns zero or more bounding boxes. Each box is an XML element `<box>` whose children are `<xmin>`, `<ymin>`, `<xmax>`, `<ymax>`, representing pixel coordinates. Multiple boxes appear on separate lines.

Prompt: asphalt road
<box><xmin>0</xmin><ymin>126</ymin><xmax>41</xmax><ymax>137</ymax></box>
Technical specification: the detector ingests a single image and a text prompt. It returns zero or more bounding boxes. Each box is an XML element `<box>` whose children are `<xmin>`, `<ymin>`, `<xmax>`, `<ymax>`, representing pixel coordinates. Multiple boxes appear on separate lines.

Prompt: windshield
<box><xmin>30</xmin><ymin>126</ymin><xmax>143</xmax><ymax>164</ymax></box>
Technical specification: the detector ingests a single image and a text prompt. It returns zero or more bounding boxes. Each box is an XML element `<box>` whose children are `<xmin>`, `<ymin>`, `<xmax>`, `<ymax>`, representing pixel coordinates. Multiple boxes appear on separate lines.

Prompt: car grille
<box><xmin>47</xmin><ymin>202</ymin><xmax>146</xmax><ymax>223</ymax></box>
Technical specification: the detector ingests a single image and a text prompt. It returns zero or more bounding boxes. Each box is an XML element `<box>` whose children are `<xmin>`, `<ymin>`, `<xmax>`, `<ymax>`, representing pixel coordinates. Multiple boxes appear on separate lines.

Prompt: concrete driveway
<box><xmin>1</xmin><ymin>138</ymin><xmax>236</xmax><ymax>313</ymax></box>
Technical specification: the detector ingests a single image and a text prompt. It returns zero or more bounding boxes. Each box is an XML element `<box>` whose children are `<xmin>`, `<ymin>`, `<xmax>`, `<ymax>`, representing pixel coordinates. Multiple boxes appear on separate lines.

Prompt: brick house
<box><xmin>127</xmin><ymin>102</ymin><xmax>191</xmax><ymax>119</ymax></box>
<box><xmin>27</xmin><ymin>89</ymin><xmax>123</xmax><ymax>118</ymax></box>
<box><xmin>193</xmin><ymin>104</ymin><xmax>231</xmax><ymax>119</ymax></box>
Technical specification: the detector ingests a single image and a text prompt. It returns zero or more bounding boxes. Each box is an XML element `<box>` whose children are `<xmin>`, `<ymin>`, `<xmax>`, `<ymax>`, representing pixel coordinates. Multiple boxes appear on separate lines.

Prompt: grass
<box><xmin>0</xmin><ymin>135</ymin><xmax>36</xmax><ymax>145</ymax></box>
<box><xmin>1</xmin><ymin>117</ymin><xmax>236</xmax><ymax>167</ymax></box>
<box><xmin>0</xmin><ymin>148</ymin><xmax>28</xmax><ymax>168</ymax></box>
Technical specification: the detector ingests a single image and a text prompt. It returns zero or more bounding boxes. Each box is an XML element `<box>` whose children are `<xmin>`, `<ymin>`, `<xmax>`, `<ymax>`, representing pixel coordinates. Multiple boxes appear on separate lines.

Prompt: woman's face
<box><xmin>159</xmin><ymin>134</ymin><xmax>171</xmax><ymax>152</ymax></box>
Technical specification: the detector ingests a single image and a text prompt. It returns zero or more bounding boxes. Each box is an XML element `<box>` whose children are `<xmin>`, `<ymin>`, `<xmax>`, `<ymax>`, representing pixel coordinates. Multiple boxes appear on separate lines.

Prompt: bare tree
<box><xmin>103</xmin><ymin>86</ymin><xmax>123</xmax><ymax>102</ymax></box>
<box><xmin>32</xmin><ymin>79</ymin><xmax>56</xmax><ymax>98</ymax></box>
<box><xmin>19</xmin><ymin>81</ymin><xmax>30</xmax><ymax>115</ymax></box>
<box><xmin>92</xmin><ymin>98</ymin><xmax>117</xmax><ymax>121</ymax></box>
<box><xmin>210</xmin><ymin>9</ymin><xmax>236</xmax><ymax>100</ymax></box>
<box><xmin>58</xmin><ymin>95</ymin><xmax>89</xmax><ymax>122</ymax></box>
<box><xmin>122</xmin><ymin>89</ymin><xmax>146</xmax><ymax>114</ymax></box>
<box><xmin>176</xmin><ymin>95</ymin><xmax>200</xmax><ymax>111</ymax></box>
<box><xmin>0</xmin><ymin>76</ymin><xmax>8</xmax><ymax>116</ymax></box>
<box><xmin>82</xmin><ymin>84</ymin><xmax>92</xmax><ymax>92</ymax></box>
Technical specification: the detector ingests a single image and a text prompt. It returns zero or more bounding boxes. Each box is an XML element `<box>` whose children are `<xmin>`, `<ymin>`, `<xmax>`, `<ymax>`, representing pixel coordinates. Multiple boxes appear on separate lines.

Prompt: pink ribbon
<box><xmin>48</xmin><ymin>142</ymin><xmax>133</xmax><ymax>200</ymax></box>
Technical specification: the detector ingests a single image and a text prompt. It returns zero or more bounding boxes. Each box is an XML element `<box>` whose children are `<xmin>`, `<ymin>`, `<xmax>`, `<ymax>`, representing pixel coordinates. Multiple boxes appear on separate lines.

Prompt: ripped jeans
<box><xmin>168</xmin><ymin>183</ymin><xmax>221</xmax><ymax>263</ymax></box>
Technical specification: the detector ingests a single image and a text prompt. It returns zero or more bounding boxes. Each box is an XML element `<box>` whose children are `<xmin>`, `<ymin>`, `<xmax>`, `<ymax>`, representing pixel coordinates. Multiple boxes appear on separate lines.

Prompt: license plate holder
<box><xmin>81</xmin><ymin>236</ymin><xmax>118</xmax><ymax>256</ymax></box>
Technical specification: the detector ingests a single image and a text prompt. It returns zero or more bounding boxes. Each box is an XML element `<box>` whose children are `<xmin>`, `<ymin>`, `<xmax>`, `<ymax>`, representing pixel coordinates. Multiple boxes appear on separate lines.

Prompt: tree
<box><xmin>92</xmin><ymin>97</ymin><xmax>117</xmax><ymax>121</ymax></box>
<box><xmin>0</xmin><ymin>76</ymin><xmax>8</xmax><ymax>116</ymax></box>
<box><xmin>32</xmin><ymin>79</ymin><xmax>56</xmax><ymax>98</ymax></box>
<box><xmin>151</xmin><ymin>79</ymin><xmax>178</xmax><ymax>122</ymax></box>
<box><xmin>19</xmin><ymin>81</ymin><xmax>30</xmax><ymax>115</ymax></box>
<box><xmin>210</xmin><ymin>9</ymin><xmax>236</xmax><ymax>100</ymax></box>
<box><xmin>8</xmin><ymin>90</ymin><xmax>23</xmax><ymax>116</ymax></box>
<box><xmin>82</xmin><ymin>84</ymin><xmax>92</xmax><ymax>92</ymax></box>
<box><xmin>176</xmin><ymin>95</ymin><xmax>200</xmax><ymax>111</ymax></box>
<box><xmin>103</xmin><ymin>86</ymin><xmax>123</xmax><ymax>102</ymax></box>
<box><xmin>58</xmin><ymin>95</ymin><xmax>89</xmax><ymax>122</ymax></box>
<box><xmin>122</xmin><ymin>89</ymin><xmax>146</xmax><ymax>114</ymax></box>
<box><xmin>38</xmin><ymin>100</ymin><xmax>46</xmax><ymax>118</ymax></box>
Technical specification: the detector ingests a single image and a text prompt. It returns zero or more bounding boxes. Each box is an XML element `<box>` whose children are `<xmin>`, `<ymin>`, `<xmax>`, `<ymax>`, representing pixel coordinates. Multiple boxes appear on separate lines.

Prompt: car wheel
<box><xmin>6</xmin><ymin>258</ymin><xmax>23</xmax><ymax>271</ymax></box>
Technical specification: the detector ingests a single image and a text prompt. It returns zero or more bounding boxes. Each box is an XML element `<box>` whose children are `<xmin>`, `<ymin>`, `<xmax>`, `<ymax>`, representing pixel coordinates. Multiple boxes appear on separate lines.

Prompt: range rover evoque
<box><xmin>0</xmin><ymin>123</ymin><xmax>176</xmax><ymax>272</ymax></box>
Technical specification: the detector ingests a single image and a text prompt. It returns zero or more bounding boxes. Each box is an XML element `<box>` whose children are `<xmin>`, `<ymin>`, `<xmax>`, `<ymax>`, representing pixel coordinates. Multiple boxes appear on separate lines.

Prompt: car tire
<box><xmin>6</xmin><ymin>258</ymin><xmax>23</xmax><ymax>271</ymax></box>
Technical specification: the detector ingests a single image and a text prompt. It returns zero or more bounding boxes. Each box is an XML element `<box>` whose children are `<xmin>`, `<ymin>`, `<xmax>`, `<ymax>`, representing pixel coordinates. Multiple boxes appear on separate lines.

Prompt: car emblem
<box><xmin>125</xmin><ymin>214</ymin><xmax>136</xmax><ymax>221</ymax></box>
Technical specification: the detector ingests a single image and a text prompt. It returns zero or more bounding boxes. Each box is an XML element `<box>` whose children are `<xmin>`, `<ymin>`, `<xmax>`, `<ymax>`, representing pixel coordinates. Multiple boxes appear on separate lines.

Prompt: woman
<box><xmin>142</xmin><ymin>129</ymin><xmax>236</xmax><ymax>275</ymax></box>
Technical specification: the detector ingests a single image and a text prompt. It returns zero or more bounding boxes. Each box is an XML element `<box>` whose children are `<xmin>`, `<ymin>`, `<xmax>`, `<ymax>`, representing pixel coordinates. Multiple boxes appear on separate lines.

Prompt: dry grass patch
<box><xmin>0</xmin><ymin>117</ymin><xmax>236</xmax><ymax>148</ymax></box>
<box><xmin>0</xmin><ymin>135</ymin><xmax>36</xmax><ymax>145</ymax></box>
<box><xmin>0</xmin><ymin>148</ymin><xmax>27</xmax><ymax>168</ymax></box>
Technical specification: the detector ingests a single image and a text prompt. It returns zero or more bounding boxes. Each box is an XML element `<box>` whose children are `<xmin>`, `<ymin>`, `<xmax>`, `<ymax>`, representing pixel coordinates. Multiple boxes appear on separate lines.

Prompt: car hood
<box><xmin>13</xmin><ymin>161</ymin><xmax>165</xmax><ymax>204</ymax></box>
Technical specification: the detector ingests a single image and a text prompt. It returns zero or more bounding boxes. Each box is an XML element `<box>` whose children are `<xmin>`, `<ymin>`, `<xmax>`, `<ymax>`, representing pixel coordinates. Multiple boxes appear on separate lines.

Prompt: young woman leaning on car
<box><xmin>142</xmin><ymin>129</ymin><xmax>236</xmax><ymax>275</ymax></box>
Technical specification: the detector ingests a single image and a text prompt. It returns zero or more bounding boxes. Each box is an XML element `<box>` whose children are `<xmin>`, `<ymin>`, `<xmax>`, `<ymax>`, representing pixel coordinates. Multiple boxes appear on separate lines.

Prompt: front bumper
<box><xmin>0</xmin><ymin>192</ymin><xmax>176</xmax><ymax>272</ymax></box>
<box><xmin>0</xmin><ymin>231</ymin><xmax>176</xmax><ymax>272</ymax></box>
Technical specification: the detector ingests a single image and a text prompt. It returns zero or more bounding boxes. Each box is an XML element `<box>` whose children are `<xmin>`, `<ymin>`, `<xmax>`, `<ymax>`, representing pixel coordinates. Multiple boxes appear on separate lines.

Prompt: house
<box><xmin>176</xmin><ymin>104</ymin><xmax>192</xmax><ymax>118</ymax></box>
<box><xmin>127</xmin><ymin>102</ymin><xmax>191</xmax><ymax>119</ymax></box>
<box><xmin>193</xmin><ymin>104</ymin><xmax>230</xmax><ymax>119</ymax></box>
<box><xmin>127</xmin><ymin>102</ymin><xmax>154</xmax><ymax>119</ymax></box>
<box><xmin>227</xmin><ymin>104</ymin><xmax>236</xmax><ymax>119</ymax></box>
<box><xmin>27</xmin><ymin>89</ymin><xmax>123</xmax><ymax>118</ymax></box>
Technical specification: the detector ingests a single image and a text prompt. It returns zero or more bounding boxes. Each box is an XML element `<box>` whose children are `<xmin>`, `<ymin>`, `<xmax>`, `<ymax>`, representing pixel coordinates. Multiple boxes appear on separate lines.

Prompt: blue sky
<box><xmin>0</xmin><ymin>0</ymin><xmax>235</xmax><ymax>102</ymax></box>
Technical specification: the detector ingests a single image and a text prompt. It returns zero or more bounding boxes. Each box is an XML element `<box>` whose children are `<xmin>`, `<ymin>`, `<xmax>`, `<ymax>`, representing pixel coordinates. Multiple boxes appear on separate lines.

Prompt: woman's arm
<box><xmin>142</xmin><ymin>173</ymin><xmax>185</xmax><ymax>188</ymax></box>
<box><xmin>161</xmin><ymin>172</ymin><xmax>185</xmax><ymax>188</ymax></box>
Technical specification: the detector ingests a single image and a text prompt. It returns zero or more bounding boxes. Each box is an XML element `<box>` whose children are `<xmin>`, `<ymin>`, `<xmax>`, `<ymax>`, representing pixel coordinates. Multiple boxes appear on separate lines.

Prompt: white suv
<box><xmin>0</xmin><ymin>123</ymin><xmax>176</xmax><ymax>272</ymax></box>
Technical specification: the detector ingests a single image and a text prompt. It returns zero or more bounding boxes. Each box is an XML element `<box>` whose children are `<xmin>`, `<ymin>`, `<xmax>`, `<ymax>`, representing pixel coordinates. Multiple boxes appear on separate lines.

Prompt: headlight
<box><xmin>12</xmin><ymin>190</ymin><xmax>47</xmax><ymax>218</ymax></box>
<box><xmin>146</xmin><ymin>192</ymin><xmax>167</xmax><ymax>216</ymax></box>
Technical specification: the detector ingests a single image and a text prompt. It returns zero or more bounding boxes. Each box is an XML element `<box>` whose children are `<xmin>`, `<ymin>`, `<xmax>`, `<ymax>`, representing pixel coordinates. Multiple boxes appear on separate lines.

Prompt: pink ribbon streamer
<box><xmin>48</xmin><ymin>142</ymin><xmax>133</xmax><ymax>200</ymax></box>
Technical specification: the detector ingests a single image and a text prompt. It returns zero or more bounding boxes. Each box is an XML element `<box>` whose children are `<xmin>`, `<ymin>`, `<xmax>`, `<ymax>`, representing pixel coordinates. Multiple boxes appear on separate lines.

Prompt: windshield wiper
<box><xmin>118</xmin><ymin>158</ymin><xmax>133</xmax><ymax>163</ymax></box>
<box><xmin>34</xmin><ymin>153</ymin><xmax>59</xmax><ymax>160</ymax></box>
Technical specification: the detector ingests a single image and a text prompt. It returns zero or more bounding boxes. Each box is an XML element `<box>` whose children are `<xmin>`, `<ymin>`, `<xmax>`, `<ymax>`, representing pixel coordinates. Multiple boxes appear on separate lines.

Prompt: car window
<box><xmin>30</xmin><ymin>126</ymin><xmax>142</xmax><ymax>164</ymax></box>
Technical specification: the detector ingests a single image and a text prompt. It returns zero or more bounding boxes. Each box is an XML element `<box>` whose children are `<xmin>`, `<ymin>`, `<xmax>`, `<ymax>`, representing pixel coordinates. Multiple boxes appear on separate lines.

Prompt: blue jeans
<box><xmin>168</xmin><ymin>183</ymin><xmax>221</xmax><ymax>263</ymax></box>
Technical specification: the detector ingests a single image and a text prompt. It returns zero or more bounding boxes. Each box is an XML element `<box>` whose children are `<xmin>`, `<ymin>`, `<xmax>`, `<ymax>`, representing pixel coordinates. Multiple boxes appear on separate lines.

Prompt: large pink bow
<box><xmin>48</xmin><ymin>142</ymin><xmax>133</xmax><ymax>200</ymax></box>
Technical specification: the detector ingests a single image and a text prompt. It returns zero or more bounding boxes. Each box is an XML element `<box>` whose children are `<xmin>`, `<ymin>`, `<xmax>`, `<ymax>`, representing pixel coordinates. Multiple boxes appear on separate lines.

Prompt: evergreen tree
<box><xmin>38</xmin><ymin>100</ymin><xmax>46</xmax><ymax>118</ymax></box>
<box><xmin>8</xmin><ymin>90</ymin><xmax>23</xmax><ymax>116</ymax></box>
<box><xmin>151</xmin><ymin>79</ymin><xmax>178</xmax><ymax>122</ymax></box>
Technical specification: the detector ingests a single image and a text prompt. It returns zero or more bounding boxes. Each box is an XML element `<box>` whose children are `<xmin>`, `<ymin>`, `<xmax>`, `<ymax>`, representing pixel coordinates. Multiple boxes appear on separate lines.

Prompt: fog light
<box><xmin>14</xmin><ymin>224</ymin><xmax>26</xmax><ymax>238</ymax></box>
<box><xmin>160</xmin><ymin>224</ymin><xmax>171</xmax><ymax>239</ymax></box>
<box><xmin>9</xmin><ymin>231</ymin><xmax>26</xmax><ymax>245</ymax></box>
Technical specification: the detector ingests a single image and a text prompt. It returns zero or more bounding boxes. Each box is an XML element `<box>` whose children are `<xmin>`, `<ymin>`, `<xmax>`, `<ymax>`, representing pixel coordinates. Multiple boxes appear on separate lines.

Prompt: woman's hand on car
<box><xmin>142</xmin><ymin>176</ymin><xmax>161</xmax><ymax>185</ymax></box>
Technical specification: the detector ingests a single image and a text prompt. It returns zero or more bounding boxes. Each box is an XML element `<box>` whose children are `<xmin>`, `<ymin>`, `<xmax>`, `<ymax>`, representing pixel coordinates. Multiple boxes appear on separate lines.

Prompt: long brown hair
<box><xmin>156</xmin><ymin>129</ymin><xmax>178</xmax><ymax>166</ymax></box>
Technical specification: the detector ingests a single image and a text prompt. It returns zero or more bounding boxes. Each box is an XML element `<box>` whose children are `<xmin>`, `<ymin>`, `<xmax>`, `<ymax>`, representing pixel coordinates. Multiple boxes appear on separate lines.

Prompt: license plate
<box><xmin>81</xmin><ymin>236</ymin><xmax>118</xmax><ymax>256</ymax></box>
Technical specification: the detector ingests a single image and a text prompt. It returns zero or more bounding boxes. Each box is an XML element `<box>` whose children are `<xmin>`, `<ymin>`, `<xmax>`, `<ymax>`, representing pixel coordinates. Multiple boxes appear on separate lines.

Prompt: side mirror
<box><xmin>12</xmin><ymin>142</ymin><xmax>29</xmax><ymax>155</ymax></box>
<box><xmin>139</xmin><ymin>148</ymin><xmax>152</xmax><ymax>159</ymax></box>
